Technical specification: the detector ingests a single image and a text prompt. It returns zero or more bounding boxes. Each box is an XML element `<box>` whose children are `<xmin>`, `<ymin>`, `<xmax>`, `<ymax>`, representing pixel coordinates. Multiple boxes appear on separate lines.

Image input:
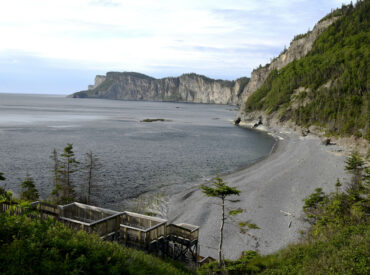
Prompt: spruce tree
<box><xmin>0</xmin><ymin>172</ymin><xmax>6</xmax><ymax>198</ymax></box>
<box><xmin>50</xmin><ymin>148</ymin><xmax>59</xmax><ymax>188</ymax></box>
<box><xmin>20</xmin><ymin>175</ymin><xmax>39</xmax><ymax>201</ymax></box>
<box><xmin>0</xmin><ymin>172</ymin><xmax>12</xmax><ymax>202</ymax></box>
<box><xmin>52</xmin><ymin>144</ymin><xmax>79</xmax><ymax>204</ymax></box>
<box><xmin>0</xmin><ymin>172</ymin><xmax>5</xmax><ymax>181</ymax></box>
<box><xmin>201</xmin><ymin>177</ymin><xmax>240</xmax><ymax>265</ymax></box>
<box><xmin>345</xmin><ymin>151</ymin><xmax>365</xmax><ymax>197</ymax></box>
<box><xmin>81</xmin><ymin>151</ymin><xmax>101</xmax><ymax>204</ymax></box>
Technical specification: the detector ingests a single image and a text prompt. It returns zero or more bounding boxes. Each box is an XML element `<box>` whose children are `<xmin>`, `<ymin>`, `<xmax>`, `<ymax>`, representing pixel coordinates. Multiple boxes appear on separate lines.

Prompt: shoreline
<box><xmin>167</xmin><ymin>124</ymin><xmax>350</xmax><ymax>259</ymax></box>
<box><xmin>210</xmin><ymin>130</ymin><xmax>279</xmax><ymax>181</ymax></box>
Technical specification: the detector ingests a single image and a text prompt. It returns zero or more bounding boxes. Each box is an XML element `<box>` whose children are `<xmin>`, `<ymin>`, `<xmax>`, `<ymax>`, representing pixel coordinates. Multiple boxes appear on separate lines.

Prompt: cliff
<box><xmin>88</xmin><ymin>75</ymin><xmax>106</xmax><ymax>90</ymax></box>
<box><xmin>238</xmin><ymin>1</ymin><xmax>369</xmax><ymax>141</ymax></box>
<box><xmin>238</xmin><ymin>17</ymin><xmax>338</xmax><ymax>106</ymax></box>
<box><xmin>71</xmin><ymin>72</ymin><xmax>249</xmax><ymax>105</ymax></box>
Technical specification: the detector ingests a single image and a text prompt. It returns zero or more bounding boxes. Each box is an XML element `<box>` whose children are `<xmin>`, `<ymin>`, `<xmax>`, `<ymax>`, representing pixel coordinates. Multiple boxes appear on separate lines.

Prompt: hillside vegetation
<box><xmin>0</xmin><ymin>206</ymin><xmax>190</xmax><ymax>274</ymax></box>
<box><xmin>245</xmin><ymin>1</ymin><xmax>369</xmax><ymax>139</ymax></box>
<box><xmin>1</xmin><ymin>152</ymin><xmax>368</xmax><ymax>274</ymax></box>
<box><xmin>199</xmin><ymin>152</ymin><xmax>369</xmax><ymax>274</ymax></box>
<box><xmin>1</xmin><ymin>167</ymin><xmax>191</xmax><ymax>274</ymax></box>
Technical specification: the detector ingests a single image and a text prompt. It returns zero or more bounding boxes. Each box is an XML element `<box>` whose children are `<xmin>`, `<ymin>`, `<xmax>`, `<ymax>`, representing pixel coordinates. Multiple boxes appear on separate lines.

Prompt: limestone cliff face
<box><xmin>72</xmin><ymin>72</ymin><xmax>248</xmax><ymax>105</ymax></box>
<box><xmin>88</xmin><ymin>75</ymin><xmax>106</xmax><ymax>90</ymax></box>
<box><xmin>238</xmin><ymin>17</ymin><xmax>338</xmax><ymax>109</ymax></box>
<box><xmin>95</xmin><ymin>75</ymin><xmax>106</xmax><ymax>88</ymax></box>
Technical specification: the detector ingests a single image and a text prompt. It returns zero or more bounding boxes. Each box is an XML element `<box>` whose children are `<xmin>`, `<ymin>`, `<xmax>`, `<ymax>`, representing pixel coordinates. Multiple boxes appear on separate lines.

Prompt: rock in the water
<box><xmin>140</xmin><ymin>118</ymin><xmax>166</xmax><ymax>123</ymax></box>
<box><xmin>322</xmin><ymin>138</ymin><xmax>331</xmax><ymax>145</ymax></box>
<box><xmin>253</xmin><ymin>116</ymin><xmax>263</xmax><ymax>128</ymax></box>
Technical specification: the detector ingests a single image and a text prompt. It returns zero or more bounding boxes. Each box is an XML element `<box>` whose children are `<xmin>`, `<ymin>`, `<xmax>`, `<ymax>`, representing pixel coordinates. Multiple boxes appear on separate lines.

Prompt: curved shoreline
<box><xmin>167</xmin><ymin>125</ymin><xmax>349</xmax><ymax>259</ymax></box>
<box><xmin>207</xmin><ymin>127</ymin><xmax>279</xmax><ymax>180</ymax></box>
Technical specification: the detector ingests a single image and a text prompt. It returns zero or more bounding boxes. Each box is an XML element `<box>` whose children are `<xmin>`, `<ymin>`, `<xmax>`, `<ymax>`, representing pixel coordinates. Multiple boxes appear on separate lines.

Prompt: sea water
<box><xmin>0</xmin><ymin>93</ymin><xmax>275</xmax><ymax>210</ymax></box>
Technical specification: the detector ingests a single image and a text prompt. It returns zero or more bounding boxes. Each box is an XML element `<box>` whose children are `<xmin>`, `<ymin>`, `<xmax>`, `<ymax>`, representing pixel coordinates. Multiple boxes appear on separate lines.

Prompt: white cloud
<box><xmin>0</xmin><ymin>0</ymin><xmax>353</xmax><ymax>84</ymax></box>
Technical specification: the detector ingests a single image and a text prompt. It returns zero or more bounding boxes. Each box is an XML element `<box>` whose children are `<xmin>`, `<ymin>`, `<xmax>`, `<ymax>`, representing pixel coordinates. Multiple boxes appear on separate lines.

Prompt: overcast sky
<box><xmin>0</xmin><ymin>0</ymin><xmax>351</xmax><ymax>94</ymax></box>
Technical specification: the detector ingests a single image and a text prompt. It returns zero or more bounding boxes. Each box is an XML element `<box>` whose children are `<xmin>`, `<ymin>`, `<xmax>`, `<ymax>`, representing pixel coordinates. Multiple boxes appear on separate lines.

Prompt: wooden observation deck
<box><xmin>58</xmin><ymin>202</ymin><xmax>122</xmax><ymax>239</ymax></box>
<box><xmin>30</xmin><ymin>201</ymin><xmax>60</xmax><ymax>218</ymax></box>
<box><xmin>1</xmin><ymin>201</ymin><xmax>200</xmax><ymax>264</ymax></box>
<box><xmin>120</xmin><ymin>211</ymin><xmax>167</xmax><ymax>247</ymax></box>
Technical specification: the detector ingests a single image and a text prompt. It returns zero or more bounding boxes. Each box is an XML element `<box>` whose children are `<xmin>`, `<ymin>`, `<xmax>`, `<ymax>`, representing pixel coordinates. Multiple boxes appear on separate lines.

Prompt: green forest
<box><xmin>245</xmin><ymin>1</ymin><xmax>369</xmax><ymax>139</ymax></box>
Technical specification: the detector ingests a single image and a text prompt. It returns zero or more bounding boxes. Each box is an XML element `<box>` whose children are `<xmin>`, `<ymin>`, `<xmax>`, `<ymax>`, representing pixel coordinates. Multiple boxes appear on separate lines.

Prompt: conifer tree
<box><xmin>345</xmin><ymin>151</ymin><xmax>365</xmax><ymax>197</ymax></box>
<box><xmin>52</xmin><ymin>144</ymin><xmax>79</xmax><ymax>204</ymax></box>
<box><xmin>0</xmin><ymin>172</ymin><xmax>12</xmax><ymax>202</ymax></box>
<box><xmin>81</xmin><ymin>151</ymin><xmax>101</xmax><ymax>204</ymax></box>
<box><xmin>50</xmin><ymin>148</ymin><xmax>59</xmax><ymax>187</ymax></box>
<box><xmin>0</xmin><ymin>172</ymin><xmax>5</xmax><ymax>181</ymax></box>
<box><xmin>201</xmin><ymin>177</ymin><xmax>240</xmax><ymax>265</ymax></box>
<box><xmin>20</xmin><ymin>175</ymin><xmax>39</xmax><ymax>201</ymax></box>
<box><xmin>0</xmin><ymin>172</ymin><xmax>6</xmax><ymax>197</ymax></box>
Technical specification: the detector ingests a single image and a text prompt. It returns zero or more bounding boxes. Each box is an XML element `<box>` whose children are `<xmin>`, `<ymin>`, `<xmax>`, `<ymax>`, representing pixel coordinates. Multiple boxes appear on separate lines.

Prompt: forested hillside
<box><xmin>0</xmin><ymin>207</ymin><xmax>190</xmax><ymax>274</ymax></box>
<box><xmin>245</xmin><ymin>1</ymin><xmax>369</xmax><ymax>139</ymax></box>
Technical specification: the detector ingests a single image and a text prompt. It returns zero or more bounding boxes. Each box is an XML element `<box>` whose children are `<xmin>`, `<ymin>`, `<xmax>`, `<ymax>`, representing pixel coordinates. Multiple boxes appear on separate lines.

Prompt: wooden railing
<box><xmin>59</xmin><ymin>212</ymin><xmax>122</xmax><ymax>236</ymax></box>
<box><xmin>119</xmin><ymin>212</ymin><xmax>167</xmax><ymax>245</ymax></box>
<box><xmin>1</xmin><ymin>201</ymin><xmax>200</xmax><ymax>253</ymax></box>
<box><xmin>0</xmin><ymin>202</ymin><xmax>25</xmax><ymax>215</ymax></box>
<box><xmin>30</xmin><ymin>201</ymin><xmax>60</xmax><ymax>217</ymax></box>
<box><xmin>58</xmin><ymin>203</ymin><xmax>123</xmax><ymax>237</ymax></box>
<box><xmin>167</xmin><ymin>223</ymin><xmax>199</xmax><ymax>241</ymax></box>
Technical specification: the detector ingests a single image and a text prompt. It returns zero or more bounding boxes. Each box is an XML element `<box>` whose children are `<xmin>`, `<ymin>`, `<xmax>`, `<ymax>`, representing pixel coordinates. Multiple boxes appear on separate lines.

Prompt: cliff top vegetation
<box><xmin>245</xmin><ymin>0</ymin><xmax>369</xmax><ymax>140</ymax></box>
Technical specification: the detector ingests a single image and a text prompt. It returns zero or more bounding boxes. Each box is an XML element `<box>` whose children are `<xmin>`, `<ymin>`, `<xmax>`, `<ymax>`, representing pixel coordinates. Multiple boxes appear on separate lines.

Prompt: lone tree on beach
<box><xmin>201</xmin><ymin>177</ymin><xmax>240</xmax><ymax>265</ymax></box>
<box><xmin>20</xmin><ymin>175</ymin><xmax>39</xmax><ymax>201</ymax></box>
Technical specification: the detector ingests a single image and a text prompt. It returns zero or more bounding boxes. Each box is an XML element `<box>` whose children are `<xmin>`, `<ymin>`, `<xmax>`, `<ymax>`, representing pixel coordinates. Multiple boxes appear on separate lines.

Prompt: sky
<box><xmin>0</xmin><ymin>0</ymin><xmax>352</xmax><ymax>94</ymax></box>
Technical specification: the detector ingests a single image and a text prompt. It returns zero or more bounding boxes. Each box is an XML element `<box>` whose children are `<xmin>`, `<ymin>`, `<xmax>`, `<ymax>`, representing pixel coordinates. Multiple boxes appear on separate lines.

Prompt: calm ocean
<box><xmin>0</xmin><ymin>93</ymin><xmax>275</xmax><ymax>210</ymax></box>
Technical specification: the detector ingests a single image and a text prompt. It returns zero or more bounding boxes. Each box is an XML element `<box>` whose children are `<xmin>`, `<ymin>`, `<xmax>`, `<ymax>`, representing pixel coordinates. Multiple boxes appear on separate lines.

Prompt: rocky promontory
<box><xmin>71</xmin><ymin>72</ymin><xmax>249</xmax><ymax>105</ymax></box>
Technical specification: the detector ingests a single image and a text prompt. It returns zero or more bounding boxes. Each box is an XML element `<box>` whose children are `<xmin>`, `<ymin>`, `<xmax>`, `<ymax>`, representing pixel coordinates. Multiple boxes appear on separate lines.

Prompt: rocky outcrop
<box><xmin>88</xmin><ymin>75</ymin><xmax>106</xmax><ymax>90</ymax></box>
<box><xmin>72</xmin><ymin>72</ymin><xmax>249</xmax><ymax>105</ymax></box>
<box><xmin>238</xmin><ymin>17</ymin><xmax>338</xmax><ymax>108</ymax></box>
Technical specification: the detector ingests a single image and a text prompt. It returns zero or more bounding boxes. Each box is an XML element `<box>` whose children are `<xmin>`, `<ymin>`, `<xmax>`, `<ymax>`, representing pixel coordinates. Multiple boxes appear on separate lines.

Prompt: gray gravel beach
<box><xmin>167</xmin><ymin>127</ymin><xmax>350</xmax><ymax>260</ymax></box>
